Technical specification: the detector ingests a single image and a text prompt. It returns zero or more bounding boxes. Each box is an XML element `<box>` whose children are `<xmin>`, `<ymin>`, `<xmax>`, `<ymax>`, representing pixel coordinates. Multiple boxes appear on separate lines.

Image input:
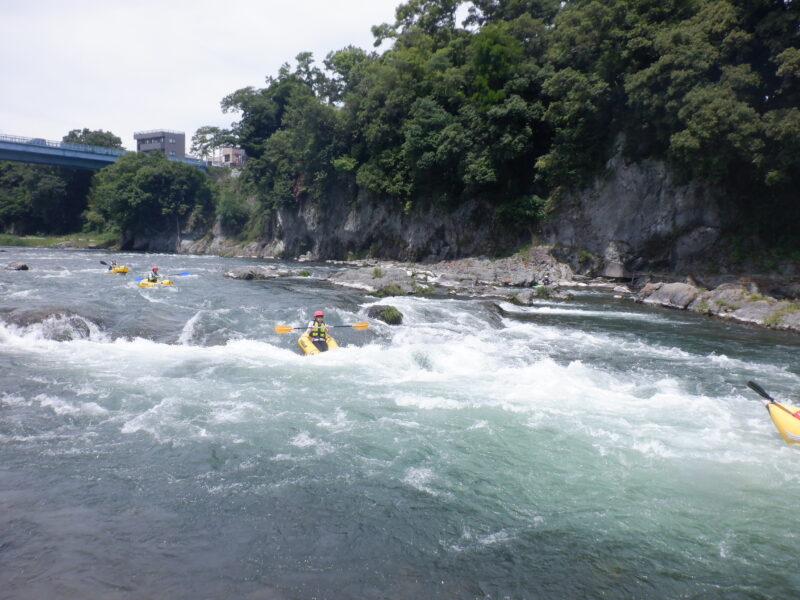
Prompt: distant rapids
<box><xmin>2</xmin><ymin>246</ymin><xmax>799</xmax><ymax>599</ymax></box>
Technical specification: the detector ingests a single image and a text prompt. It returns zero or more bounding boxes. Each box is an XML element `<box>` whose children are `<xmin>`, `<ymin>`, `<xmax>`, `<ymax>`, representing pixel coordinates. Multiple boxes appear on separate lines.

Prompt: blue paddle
<box><xmin>134</xmin><ymin>271</ymin><xmax>189</xmax><ymax>282</ymax></box>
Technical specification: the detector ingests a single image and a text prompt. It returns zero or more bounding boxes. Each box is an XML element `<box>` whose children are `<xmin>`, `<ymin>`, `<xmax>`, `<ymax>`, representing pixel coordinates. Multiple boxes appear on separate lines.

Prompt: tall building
<box><xmin>133</xmin><ymin>130</ymin><xmax>185</xmax><ymax>159</ymax></box>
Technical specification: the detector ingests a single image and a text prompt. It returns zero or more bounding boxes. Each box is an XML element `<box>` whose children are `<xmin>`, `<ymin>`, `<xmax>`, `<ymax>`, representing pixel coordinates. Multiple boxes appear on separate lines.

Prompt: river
<box><xmin>1</xmin><ymin>246</ymin><xmax>799</xmax><ymax>599</ymax></box>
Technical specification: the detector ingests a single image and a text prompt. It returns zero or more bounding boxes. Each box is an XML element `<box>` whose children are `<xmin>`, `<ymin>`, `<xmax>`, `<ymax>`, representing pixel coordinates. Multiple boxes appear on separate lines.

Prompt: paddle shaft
<box><xmin>274</xmin><ymin>321</ymin><xmax>368</xmax><ymax>333</ymax></box>
<box><xmin>747</xmin><ymin>380</ymin><xmax>799</xmax><ymax>418</ymax></box>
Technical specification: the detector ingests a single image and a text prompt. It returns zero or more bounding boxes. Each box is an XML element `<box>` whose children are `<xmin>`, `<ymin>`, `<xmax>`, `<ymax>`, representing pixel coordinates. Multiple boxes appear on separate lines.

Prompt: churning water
<box><xmin>1</xmin><ymin>247</ymin><xmax>799</xmax><ymax>599</ymax></box>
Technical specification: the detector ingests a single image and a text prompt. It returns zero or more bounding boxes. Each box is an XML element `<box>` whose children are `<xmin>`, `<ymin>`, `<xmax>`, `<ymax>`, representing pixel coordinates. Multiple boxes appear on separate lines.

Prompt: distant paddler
<box><xmin>100</xmin><ymin>260</ymin><xmax>129</xmax><ymax>274</ymax></box>
<box><xmin>136</xmin><ymin>266</ymin><xmax>173</xmax><ymax>287</ymax></box>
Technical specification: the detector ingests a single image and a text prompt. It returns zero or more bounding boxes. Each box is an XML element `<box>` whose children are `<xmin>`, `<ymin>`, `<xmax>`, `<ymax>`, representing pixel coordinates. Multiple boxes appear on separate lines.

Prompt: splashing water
<box><xmin>1</xmin><ymin>247</ymin><xmax>799</xmax><ymax>599</ymax></box>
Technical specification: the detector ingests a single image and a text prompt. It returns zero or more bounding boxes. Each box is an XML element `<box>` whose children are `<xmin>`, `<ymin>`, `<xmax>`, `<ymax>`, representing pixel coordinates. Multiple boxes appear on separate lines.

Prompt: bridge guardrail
<box><xmin>1</xmin><ymin>133</ymin><xmax>206</xmax><ymax>170</ymax></box>
<box><xmin>0</xmin><ymin>133</ymin><xmax>127</xmax><ymax>157</ymax></box>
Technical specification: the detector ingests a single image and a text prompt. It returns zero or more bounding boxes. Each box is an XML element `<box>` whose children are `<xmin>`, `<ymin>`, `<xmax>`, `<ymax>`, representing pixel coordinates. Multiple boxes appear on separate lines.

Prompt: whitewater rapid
<box><xmin>1</xmin><ymin>247</ymin><xmax>799</xmax><ymax>599</ymax></box>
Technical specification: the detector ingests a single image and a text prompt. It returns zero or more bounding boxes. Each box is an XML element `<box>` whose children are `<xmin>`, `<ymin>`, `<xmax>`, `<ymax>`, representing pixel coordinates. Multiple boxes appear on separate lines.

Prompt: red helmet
<box><xmin>152</xmin><ymin>266</ymin><xmax>159</xmax><ymax>271</ymax></box>
<box><xmin>313</xmin><ymin>311</ymin><xmax>324</xmax><ymax>318</ymax></box>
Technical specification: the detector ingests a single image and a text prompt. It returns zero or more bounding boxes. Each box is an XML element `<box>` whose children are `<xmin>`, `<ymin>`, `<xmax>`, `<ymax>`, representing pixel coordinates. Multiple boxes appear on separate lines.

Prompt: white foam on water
<box><xmin>289</xmin><ymin>431</ymin><xmax>336</xmax><ymax>455</ymax></box>
<box><xmin>120</xmin><ymin>395</ymin><xmax>211</xmax><ymax>443</ymax></box>
<box><xmin>178</xmin><ymin>310</ymin><xmax>206</xmax><ymax>345</ymax></box>
<box><xmin>403</xmin><ymin>466</ymin><xmax>439</xmax><ymax>495</ymax></box>
<box><xmin>206</xmin><ymin>400</ymin><xmax>264</xmax><ymax>425</ymax></box>
<box><xmin>478</xmin><ymin>530</ymin><xmax>512</xmax><ymax>546</ymax></box>
<box><xmin>496</xmin><ymin>300</ymin><xmax>680</xmax><ymax>323</ymax></box>
<box><xmin>7</xmin><ymin>289</ymin><xmax>39</xmax><ymax>299</ymax></box>
<box><xmin>38</xmin><ymin>269</ymin><xmax>73</xmax><ymax>278</ymax></box>
<box><xmin>0</xmin><ymin>314</ymin><xmax>110</xmax><ymax>343</ymax></box>
<box><xmin>36</xmin><ymin>393</ymin><xmax>108</xmax><ymax>417</ymax></box>
<box><xmin>315</xmin><ymin>407</ymin><xmax>351</xmax><ymax>433</ymax></box>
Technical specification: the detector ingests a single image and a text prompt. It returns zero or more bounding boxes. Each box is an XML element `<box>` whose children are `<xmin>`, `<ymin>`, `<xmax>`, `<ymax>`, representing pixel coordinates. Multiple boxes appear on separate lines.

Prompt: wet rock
<box><xmin>367</xmin><ymin>304</ymin><xmax>404</xmax><ymax>325</ymax></box>
<box><xmin>506</xmin><ymin>285</ymin><xmax>573</xmax><ymax>305</ymax></box>
<box><xmin>637</xmin><ymin>280</ymin><xmax>800</xmax><ymax>332</ymax></box>
<box><xmin>638</xmin><ymin>282</ymin><xmax>698</xmax><ymax>309</ymax></box>
<box><xmin>330</xmin><ymin>264</ymin><xmax>420</xmax><ymax>294</ymax></box>
<box><xmin>6</xmin><ymin>309</ymin><xmax>96</xmax><ymax>340</ymax></box>
<box><xmin>6</xmin><ymin>262</ymin><xmax>29</xmax><ymax>270</ymax></box>
<box><xmin>429</xmin><ymin>248</ymin><xmax>573</xmax><ymax>290</ymax></box>
<box><xmin>224</xmin><ymin>265</ymin><xmax>299</xmax><ymax>280</ymax></box>
<box><xmin>327</xmin><ymin>247</ymin><xmax>576</xmax><ymax>301</ymax></box>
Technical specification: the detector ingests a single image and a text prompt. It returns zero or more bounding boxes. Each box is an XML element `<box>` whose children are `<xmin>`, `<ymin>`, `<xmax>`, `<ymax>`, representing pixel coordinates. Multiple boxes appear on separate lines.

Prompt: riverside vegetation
<box><xmin>2</xmin><ymin>1</ymin><xmax>799</xmax><ymax>330</ymax></box>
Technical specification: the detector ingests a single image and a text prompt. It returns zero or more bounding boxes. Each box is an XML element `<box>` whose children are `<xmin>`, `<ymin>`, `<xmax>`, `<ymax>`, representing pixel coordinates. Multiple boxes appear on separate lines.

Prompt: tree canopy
<box><xmin>0</xmin><ymin>128</ymin><xmax>125</xmax><ymax>234</ymax></box>
<box><xmin>3</xmin><ymin>1</ymin><xmax>800</xmax><ymax>253</ymax></box>
<box><xmin>204</xmin><ymin>0</ymin><xmax>800</xmax><ymax>246</ymax></box>
<box><xmin>86</xmin><ymin>152</ymin><xmax>214</xmax><ymax>237</ymax></box>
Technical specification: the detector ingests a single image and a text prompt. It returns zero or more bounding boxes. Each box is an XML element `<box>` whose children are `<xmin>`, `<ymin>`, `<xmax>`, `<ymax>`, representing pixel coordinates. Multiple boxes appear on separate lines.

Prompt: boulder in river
<box><xmin>367</xmin><ymin>304</ymin><xmax>404</xmax><ymax>325</ymax></box>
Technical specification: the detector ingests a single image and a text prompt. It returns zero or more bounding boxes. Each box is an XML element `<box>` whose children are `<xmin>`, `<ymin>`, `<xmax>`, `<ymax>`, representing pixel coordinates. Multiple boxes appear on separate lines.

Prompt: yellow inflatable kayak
<box><xmin>138</xmin><ymin>279</ymin><xmax>174</xmax><ymax>287</ymax></box>
<box><xmin>107</xmin><ymin>266</ymin><xmax>129</xmax><ymax>274</ymax></box>
<box><xmin>766</xmin><ymin>401</ymin><xmax>800</xmax><ymax>444</ymax></box>
<box><xmin>297</xmin><ymin>332</ymin><xmax>339</xmax><ymax>354</ymax></box>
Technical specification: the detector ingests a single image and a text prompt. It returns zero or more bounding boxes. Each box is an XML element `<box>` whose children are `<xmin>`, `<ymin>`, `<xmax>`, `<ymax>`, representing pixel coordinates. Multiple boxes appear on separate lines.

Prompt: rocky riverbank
<box><xmin>6</xmin><ymin>237</ymin><xmax>797</xmax><ymax>332</ymax></box>
<box><xmin>636</xmin><ymin>280</ymin><xmax>800</xmax><ymax>332</ymax></box>
<box><xmin>221</xmin><ymin>244</ymin><xmax>800</xmax><ymax>334</ymax></box>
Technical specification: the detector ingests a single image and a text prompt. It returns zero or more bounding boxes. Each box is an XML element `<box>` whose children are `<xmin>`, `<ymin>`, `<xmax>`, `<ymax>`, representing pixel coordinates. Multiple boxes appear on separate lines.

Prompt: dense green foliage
<box><xmin>198</xmin><ymin>0</ymin><xmax>799</xmax><ymax>246</ymax></box>
<box><xmin>62</xmin><ymin>128</ymin><xmax>123</xmax><ymax>149</ymax></box>
<box><xmin>86</xmin><ymin>152</ymin><xmax>214</xmax><ymax>236</ymax></box>
<box><xmin>2</xmin><ymin>1</ymin><xmax>799</xmax><ymax>255</ymax></box>
<box><xmin>0</xmin><ymin>129</ymin><xmax>123</xmax><ymax>234</ymax></box>
<box><xmin>0</xmin><ymin>129</ymin><xmax>215</xmax><ymax>242</ymax></box>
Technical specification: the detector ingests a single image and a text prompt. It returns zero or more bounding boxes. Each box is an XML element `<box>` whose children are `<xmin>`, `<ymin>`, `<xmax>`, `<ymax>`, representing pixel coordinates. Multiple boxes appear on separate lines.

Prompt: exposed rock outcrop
<box><xmin>542</xmin><ymin>145</ymin><xmax>726</xmax><ymax>278</ymax></box>
<box><xmin>224</xmin><ymin>265</ymin><xmax>306</xmax><ymax>280</ymax></box>
<box><xmin>637</xmin><ymin>281</ymin><xmax>800</xmax><ymax>332</ymax></box>
<box><xmin>637</xmin><ymin>282</ymin><xmax>698</xmax><ymax>309</ymax></box>
<box><xmin>178</xmin><ymin>192</ymin><xmax>524</xmax><ymax>262</ymax></box>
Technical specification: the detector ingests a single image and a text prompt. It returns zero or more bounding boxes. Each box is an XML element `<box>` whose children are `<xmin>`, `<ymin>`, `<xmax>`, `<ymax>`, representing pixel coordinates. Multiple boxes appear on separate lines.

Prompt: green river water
<box><xmin>1</xmin><ymin>246</ymin><xmax>799</xmax><ymax>599</ymax></box>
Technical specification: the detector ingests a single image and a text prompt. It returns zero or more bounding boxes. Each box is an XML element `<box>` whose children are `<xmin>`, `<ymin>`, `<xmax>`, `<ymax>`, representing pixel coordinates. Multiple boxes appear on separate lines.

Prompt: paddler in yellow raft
<box><xmin>306</xmin><ymin>310</ymin><xmax>333</xmax><ymax>352</ymax></box>
<box><xmin>274</xmin><ymin>312</ymin><xmax>369</xmax><ymax>354</ymax></box>
<box><xmin>138</xmin><ymin>266</ymin><xmax>174</xmax><ymax>287</ymax></box>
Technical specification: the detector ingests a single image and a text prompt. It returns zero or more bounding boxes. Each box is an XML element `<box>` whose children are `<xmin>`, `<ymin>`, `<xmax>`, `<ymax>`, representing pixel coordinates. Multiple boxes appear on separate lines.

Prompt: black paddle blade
<box><xmin>747</xmin><ymin>380</ymin><xmax>774</xmax><ymax>402</ymax></box>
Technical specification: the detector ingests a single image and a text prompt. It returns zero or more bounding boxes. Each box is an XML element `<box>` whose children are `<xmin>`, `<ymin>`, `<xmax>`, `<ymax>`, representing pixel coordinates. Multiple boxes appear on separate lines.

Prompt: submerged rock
<box><xmin>367</xmin><ymin>304</ymin><xmax>404</xmax><ymax>325</ymax></box>
<box><xmin>6</xmin><ymin>262</ymin><xmax>29</xmax><ymax>270</ymax></box>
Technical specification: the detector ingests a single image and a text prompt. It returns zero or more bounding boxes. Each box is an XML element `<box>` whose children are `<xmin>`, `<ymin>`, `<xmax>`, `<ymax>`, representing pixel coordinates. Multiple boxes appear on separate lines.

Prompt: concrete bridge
<box><xmin>0</xmin><ymin>134</ymin><xmax>206</xmax><ymax>170</ymax></box>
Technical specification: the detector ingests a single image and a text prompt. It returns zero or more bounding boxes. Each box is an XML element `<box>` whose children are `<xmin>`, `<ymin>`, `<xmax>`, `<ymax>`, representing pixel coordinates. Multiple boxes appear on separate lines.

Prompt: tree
<box><xmin>62</xmin><ymin>128</ymin><xmax>123</xmax><ymax>148</ymax></box>
<box><xmin>190</xmin><ymin>126</ymin><xmax>236</xmax><ymax>160</ymax></box>
<box><xmin>87</xmin><ymin>153</ymin><xmax>213</xmax><ymax>237</ymax></box>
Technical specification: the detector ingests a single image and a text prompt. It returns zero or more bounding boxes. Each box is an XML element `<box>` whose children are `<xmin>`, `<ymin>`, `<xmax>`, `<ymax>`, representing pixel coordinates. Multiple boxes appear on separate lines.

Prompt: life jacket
<box><xmin>309</xmin><ymin>321</ymin><xmax>327</xmax><ymax>341</ymax></box>
<box><xmin>148</xmin><ymin>271</ymin><xmax>159</xmax><ymax>282</ymax></box>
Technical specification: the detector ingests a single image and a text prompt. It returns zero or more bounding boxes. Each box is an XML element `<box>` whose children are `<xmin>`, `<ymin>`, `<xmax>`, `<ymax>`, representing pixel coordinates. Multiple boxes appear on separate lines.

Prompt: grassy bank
<box><xmin>0</xmin><ymin>232</ymin><xmax>118</xmax><ymax>248</ymax></box>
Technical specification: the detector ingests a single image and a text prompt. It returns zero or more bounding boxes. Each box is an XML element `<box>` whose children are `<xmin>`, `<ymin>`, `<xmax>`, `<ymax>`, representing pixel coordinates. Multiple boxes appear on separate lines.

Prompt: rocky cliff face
<box><xmin>138</xmin><ymin>148</ymin><xmax>727</xmax><ymax>278</ymax></box>
<box><xmin>177</xmin><ymin>190</ymin><xmax>524</xmax><ymax>262</ymax></box>
<box><xmin>540</xmin><ymin>150</ymin><xmax>726</xmax><ymax>279</ymax></box>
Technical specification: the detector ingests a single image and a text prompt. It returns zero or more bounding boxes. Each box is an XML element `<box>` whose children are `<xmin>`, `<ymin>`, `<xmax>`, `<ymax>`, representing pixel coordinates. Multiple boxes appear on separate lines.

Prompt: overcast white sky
<box><xmin>0</xmin><ymin>0</ymin><xmax>404</xmax><ymax>150</ymax></box>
